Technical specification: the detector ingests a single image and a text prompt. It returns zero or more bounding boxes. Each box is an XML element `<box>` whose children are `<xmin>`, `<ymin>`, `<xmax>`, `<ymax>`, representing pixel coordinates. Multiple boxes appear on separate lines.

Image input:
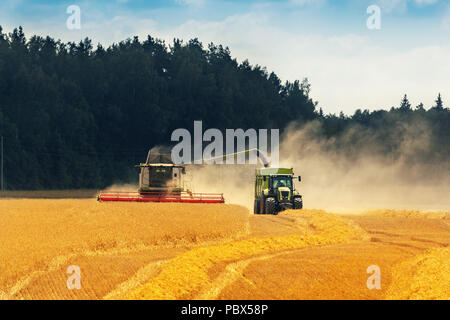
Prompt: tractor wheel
<box><xmin>265</xmin><ymin>197</ymin><xmax>277</xmax><ymax>215</ymax></box>
<box><xmin>260</xmin><ymin>198</ymin><xmax>265</xmax><ymax>214</ymax></box>
<box><xmin>294</xmin><ymin>197</ymin><xmax>303</xmax><ymax>210</ymax></box>
<box><xmin>254</xmin><ymin>200</ymin><xmax>260</xmax><ymax>214</ymax></box>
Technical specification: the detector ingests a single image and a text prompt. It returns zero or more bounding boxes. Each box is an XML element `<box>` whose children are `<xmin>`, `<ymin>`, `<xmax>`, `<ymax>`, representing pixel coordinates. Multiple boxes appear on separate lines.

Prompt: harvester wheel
<box><xmin>294</xmin><ymin>197</ymin><xmax>303</xmax><ymax>210</ymax></box>
<box><xmin>265</xmin><ymin>197</ymin><xmax>277</xmax><ymax>215</ymax></box>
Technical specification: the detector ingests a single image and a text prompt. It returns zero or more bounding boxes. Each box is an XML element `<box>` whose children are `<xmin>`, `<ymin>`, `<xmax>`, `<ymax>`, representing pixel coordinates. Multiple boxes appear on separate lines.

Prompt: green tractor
<box><xmin>254</xmin><ymin>167</ymin><xmax>303</xmax><ymax>215</ymax></box>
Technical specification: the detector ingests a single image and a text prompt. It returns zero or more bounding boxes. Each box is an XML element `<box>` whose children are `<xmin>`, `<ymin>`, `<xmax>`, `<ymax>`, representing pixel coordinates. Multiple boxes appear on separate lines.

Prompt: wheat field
<box><xmin>0</xmin><ymin>199</ymin><xmax>249</xmax><ymax>299</ymax></box>
<box><xmin>0</xmin><ymin>198</ymin><xmax>449</xmax><ymax>300</ymax></box>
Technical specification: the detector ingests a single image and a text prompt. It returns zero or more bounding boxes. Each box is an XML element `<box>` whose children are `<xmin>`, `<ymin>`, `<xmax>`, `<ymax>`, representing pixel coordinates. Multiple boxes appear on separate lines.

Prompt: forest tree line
<box><xmin>0</xmin><ymin>27</ymin><xmax>448</xmax><ymax>189</ymax></box>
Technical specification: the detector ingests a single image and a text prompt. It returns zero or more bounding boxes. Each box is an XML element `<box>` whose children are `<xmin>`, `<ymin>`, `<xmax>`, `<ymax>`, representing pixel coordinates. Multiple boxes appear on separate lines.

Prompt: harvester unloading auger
<box><xmin>97</xmin><ymin>151</ymin><xmax>225</xmax><ymax>203</ymax></box>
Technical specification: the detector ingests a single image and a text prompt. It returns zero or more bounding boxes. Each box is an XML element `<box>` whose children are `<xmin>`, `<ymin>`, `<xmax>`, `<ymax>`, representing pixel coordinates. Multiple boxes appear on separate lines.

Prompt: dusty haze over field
<box><xmin>187</xmin><ymin>120</ymin><xmax>450</xmax><ymax>212</ymax></box>
<box><xmin>279</xmin><ymin>121</ymin><xmax>450</xmax><ymax>212</ymax></box>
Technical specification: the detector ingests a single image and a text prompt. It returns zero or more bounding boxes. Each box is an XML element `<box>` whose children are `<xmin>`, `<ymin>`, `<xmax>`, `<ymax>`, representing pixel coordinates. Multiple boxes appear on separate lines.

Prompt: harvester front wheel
<box><xmin>294</xmin><ymin>197</ymin><xmax>303</xmax><ymax>210</ymax></box>
<box><xmin>265</xmin><ymin>197</ymin><xmax>277</xmax><ymax>215</ymax></box>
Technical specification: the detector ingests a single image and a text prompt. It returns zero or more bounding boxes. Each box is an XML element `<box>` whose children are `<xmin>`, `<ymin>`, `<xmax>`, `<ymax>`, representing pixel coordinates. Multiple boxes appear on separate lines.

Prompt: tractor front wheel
<box><xmin>265</xmin><ymin>197</ymin><xmax>277</xmax><ymax>215</ymax></box>
<box><xmin>294</xmin><ymin>197</ymin><xmax>303</xmax><ymax>210</ymax></box>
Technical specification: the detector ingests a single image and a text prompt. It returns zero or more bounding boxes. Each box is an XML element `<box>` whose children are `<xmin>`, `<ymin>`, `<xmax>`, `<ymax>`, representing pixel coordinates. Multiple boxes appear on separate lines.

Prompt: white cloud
<box><xmin>159</xmin><ymin>11</ymin><xmax>450</xmax><ymax>114</ymax></box>
<box><xmin>376</xmin><ymin>0</ymin><xmax>439</xmax><ymax>13</ymax></box>
<box><xmin>377</xmin><ymin>0</ymin><xmax>408</xmax><ymax>13</ymax></box>
<box><xmin>443</xmin><ymin>4</ymin><xmax>450</xmax><ymax>30</ymax></box>
<box><xmin>414</xmin><ymin>0</ymin><xmax>438</xmax><ymax>5</ymax></box>
<box><xmin>175</xmin><ymin>0</ymin><xmax>206</xmax><ymax>7</ymax></box>
<box><xmin>289</xmin><ymin>0</ymin><xmax>327</xmax><ymax>7</ymax></box>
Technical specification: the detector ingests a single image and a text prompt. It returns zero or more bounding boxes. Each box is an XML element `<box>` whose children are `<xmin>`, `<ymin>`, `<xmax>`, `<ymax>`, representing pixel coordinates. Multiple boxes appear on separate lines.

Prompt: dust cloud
<box><xmin>187</xmin><ymin>165</ymin><xmax>256</xmax><ymax>210</ymax></box>
<box><xmin>279</xmin><ymin>121</ymin><xmax>450</xmax><ymax>212</ymax></box>
<box><xmin>190</xmin><ymin>120</ymin><xmax>450</xmax><ymax>213</ymax></box>
<box><xmin>105</xmin><ymin>184</ymin><xmax>138</xmax><ymax>192</ymax></box>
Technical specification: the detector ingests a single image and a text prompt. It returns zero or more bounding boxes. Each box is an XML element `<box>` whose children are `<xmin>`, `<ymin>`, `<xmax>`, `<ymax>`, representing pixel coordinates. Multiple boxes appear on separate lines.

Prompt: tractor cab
<box><xmin>269</xmin><ymin>175</ymin><xmax>294</xmax><ymax>208</ymax></box>
<box><xmin>271</xmin><ymin>175</ymin><xmax>293</xmax><ymax>190</ymax></box>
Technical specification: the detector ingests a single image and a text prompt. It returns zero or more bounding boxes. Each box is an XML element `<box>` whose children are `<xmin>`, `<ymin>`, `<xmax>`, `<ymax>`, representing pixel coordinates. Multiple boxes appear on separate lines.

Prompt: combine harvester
<box><xmin>97</xmin><ymin>151</ymin><xmax>225</xmax><ymax>203</ymax></box>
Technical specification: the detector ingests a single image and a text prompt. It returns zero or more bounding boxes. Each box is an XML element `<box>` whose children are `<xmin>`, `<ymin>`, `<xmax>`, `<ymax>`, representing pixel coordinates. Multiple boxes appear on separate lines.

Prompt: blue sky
<box><xmin>1</xmin><ymin>0</ymin><xmax>449</xmax><ymax>114</ymax></box>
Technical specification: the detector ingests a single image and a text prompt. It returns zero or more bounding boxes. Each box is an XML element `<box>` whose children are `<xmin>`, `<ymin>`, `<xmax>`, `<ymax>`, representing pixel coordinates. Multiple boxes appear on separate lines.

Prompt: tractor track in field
<box><xmin>103</xmin><ymin>259</ymin><xmax>170</xmax><ymax>300</ymax></box>
<box><xmin>194</xmin><ymin>249</ymin><xmax>308</xmax><ymax>300</ymax></box>
<box><xmin>368</xmin><ymin>231</ymin><xmax>449</xmax><ymax>247</ymax></box>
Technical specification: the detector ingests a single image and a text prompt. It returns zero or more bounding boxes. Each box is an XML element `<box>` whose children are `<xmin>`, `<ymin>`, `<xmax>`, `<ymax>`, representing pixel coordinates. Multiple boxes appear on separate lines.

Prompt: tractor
<box><xmin>254</xmin><ymin>167</ymin><xmax>303</xmax><ymax>215</ymax></box>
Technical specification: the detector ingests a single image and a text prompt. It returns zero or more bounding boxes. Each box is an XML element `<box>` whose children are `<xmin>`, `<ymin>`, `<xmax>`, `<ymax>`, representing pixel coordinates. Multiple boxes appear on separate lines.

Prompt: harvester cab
<box><xmin>137</xmin><ymin>152</ymin><xmax>188</xmax><ymax>195</ymax></box>
<box><xmin>254</xmin><ymin>167</ymin><xmax>303</xmax><ymax>215</ymax></box>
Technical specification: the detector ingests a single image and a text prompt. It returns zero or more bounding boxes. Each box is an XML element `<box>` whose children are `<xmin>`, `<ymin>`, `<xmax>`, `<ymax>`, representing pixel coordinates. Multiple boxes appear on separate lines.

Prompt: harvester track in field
<box><xmin>194</xmin><ymin>249</ymin><xmax>305</xmax><ymax>300</ymax></box>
